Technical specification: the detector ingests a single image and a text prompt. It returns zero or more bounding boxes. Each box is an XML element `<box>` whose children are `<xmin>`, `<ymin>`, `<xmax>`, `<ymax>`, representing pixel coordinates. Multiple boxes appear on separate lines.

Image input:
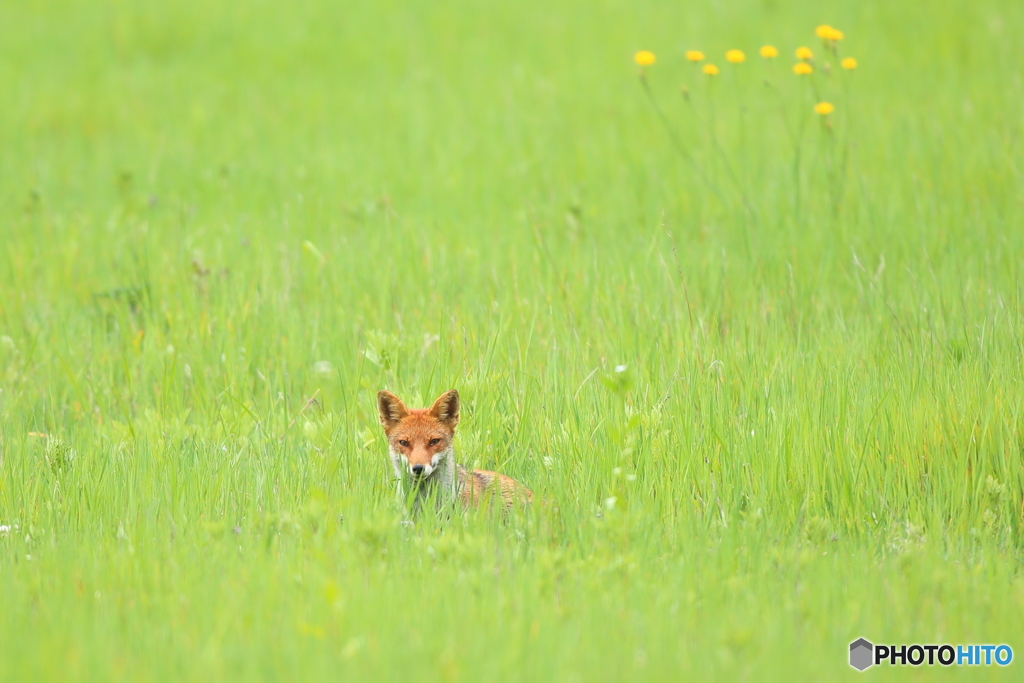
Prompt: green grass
<box><xmin>2</xmin><ymin>0</ymin><xmax>1024</xmax><ymax>680</ymax></box>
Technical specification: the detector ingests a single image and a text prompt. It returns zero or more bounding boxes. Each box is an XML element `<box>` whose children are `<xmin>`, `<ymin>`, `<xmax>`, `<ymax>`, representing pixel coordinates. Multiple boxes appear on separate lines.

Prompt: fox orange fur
<box><xmin>377</xmin><ymin>389</ymin><xmax>532</xmax><ymax>514</ymax></box>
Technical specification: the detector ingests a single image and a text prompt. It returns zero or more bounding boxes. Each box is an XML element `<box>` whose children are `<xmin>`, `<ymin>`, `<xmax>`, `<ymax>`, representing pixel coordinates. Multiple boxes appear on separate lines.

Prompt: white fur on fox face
<box><xmin>390</xmin><ymin>446</ymin><xmax>451</xmax><ymax>479</ymax></box>
<box><xmin>389</xmin><ymin>447</ymin><xmax>406</xmax><ymax>478</ymax></box>
<box><xmin>415</xmin><ymin>447</ymin><xmax>452</xmax><ymax>477</ymax></box>
<box><xmin>431</xmin><ymin>447</ymin><xmax>451</xmax><ymax>468</ymax></box>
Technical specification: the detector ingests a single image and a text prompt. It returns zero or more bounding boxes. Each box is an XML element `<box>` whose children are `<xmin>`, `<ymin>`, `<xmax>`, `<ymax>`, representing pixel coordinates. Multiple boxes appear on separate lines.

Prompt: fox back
<box><xmin>377</xmin><ymin>389</ymin><xmax>532</xmax><ymax>513</ymax></box>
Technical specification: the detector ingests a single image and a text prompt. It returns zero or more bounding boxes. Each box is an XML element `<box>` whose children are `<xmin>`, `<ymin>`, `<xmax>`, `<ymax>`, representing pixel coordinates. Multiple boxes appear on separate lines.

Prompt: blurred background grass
<box><xmin>1</xmin><ymin>0</ymin><xmax>1023</xmax><ymax>680</ymax></box>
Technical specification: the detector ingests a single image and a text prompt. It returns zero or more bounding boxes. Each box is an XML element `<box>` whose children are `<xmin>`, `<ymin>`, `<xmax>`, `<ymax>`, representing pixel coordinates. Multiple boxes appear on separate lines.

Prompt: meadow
<box><xmin>1</xmin><ymin>0</ymin><xmax>1023</xmax><ymax>680</ymax></box>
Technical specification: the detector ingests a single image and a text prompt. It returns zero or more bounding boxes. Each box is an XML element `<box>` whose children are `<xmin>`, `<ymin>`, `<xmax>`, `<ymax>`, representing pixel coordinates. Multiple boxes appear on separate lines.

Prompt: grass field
<box><xmin>2</xmin><ymin>0</ymin><xmax>1024</xmax><ymax>680</ymax></box>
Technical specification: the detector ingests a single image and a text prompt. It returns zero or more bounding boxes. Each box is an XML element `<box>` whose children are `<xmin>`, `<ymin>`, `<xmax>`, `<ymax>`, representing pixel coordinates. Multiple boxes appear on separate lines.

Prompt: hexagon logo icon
<box><xmin>850</xmin><ymin>638</ymin><xmax>874</xmax><ymax>671</ymax></box>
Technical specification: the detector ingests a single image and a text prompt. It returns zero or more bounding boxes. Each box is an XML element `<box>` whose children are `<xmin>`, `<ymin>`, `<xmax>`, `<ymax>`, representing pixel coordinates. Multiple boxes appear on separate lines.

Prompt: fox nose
<box><xmin>411</xmin><ymin>464</ymin><xmax>425</xmax><ymax>476</ymax></box>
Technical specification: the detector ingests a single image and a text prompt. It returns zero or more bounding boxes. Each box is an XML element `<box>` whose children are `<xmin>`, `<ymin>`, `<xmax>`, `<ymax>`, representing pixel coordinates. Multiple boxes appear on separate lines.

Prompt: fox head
<box><xmin>377</xmin><ymin>389</ymin><xmax>459</xmax><ymax>480</ymax></box>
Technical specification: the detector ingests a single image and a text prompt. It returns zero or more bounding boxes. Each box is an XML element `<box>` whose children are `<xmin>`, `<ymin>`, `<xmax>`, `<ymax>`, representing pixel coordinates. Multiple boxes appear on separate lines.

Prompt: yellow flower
<box><xmin>792</xmin><ymin>62</ymin><xmax>813</xmax><ymax>75</ymax></box>
<box><xmin>815</xmin><ymin>25</ymin><xmax>844</xmax><ymax>41</ymax></box>
<box><xmin>726</xmin><ymin>49</ymin><xmax>745</xmax><ymax>63</ymax></box>
<box><xmin>703</xmin><ymin>63</ymin><xmax>719</xmax><ymax>76</ymax></box>
<box><xmin>686</xmin><ymin>50</ymin><xmax>705</xmax><ymax>62</ymax></box>
<box><xmin>815</xmin><ymin>102</ymin><xmax>834</xmax><ymax>115</ymax></box>
<box><xmin>796</xmin><ymin>46</ymin><xmax>814</xmax><ymax>60</ymax></box>
<box><xmin>760</xmin><ymin>45</ymin><xmax>779</xmax><ymax>58</ymax></box>
<box><xmin>634</xmin><ymin>50</ymin><xmax>656</xmax><ymax>66</ymax></box>
<box><xmin>841</xmin><ymin>57</ymin><xmax>858</xmax><ymax>70</ymax></box>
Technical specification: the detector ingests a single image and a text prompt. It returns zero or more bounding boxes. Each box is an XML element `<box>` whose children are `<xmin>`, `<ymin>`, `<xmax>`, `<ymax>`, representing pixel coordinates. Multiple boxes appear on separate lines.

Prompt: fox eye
<box><xmin>428</xmin><ymin>438</ymin><xmax>441</xmax><ymax>447</ymax></box>
<box><xmin>398</xmin><ymin>440</ymin><xmax>410</xmax><ymax>448</ymax></box>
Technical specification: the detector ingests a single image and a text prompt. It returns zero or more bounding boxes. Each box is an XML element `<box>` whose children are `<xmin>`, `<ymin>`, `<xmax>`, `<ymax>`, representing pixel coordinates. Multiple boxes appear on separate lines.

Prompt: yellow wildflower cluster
<box><xmin>789</xmin><ymin>26</ymin><xmax>857</xmax><ymax>77</ymax></box>
<box><xmin>631</xmin><ymin>25</ymin><xmax>856</xmax><ymax>198</ymax></box>
<box><xmin>634</xmin><ymin>26</ymin><xmax>856</xmax><ymax>83</ymax></box>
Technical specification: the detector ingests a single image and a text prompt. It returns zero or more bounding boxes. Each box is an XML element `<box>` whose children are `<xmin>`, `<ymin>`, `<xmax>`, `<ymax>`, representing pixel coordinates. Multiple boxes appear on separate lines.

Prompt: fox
<box><xmin>377</xmin><ymin>389</ymin><xmax>532</xmax><ymax>514</ymax></box>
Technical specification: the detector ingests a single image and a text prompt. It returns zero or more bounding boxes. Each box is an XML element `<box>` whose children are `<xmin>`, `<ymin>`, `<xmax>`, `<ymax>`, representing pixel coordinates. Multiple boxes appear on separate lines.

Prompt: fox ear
<box><xmin>377</xmin><ymin>391</ymin><xmax>409</xmax><ymax>431</ymax></box>
<box><xmin>428</xmin><ymin>390</ymin><xmax>460</xmax><ymax>428</ymax></box>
